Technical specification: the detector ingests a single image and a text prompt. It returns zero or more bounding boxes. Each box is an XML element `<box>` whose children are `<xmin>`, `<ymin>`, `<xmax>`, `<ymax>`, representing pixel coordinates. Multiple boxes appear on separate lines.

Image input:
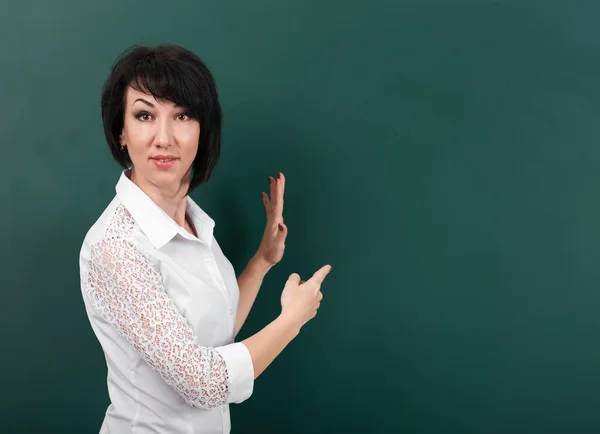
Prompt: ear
<box><xmin>119</xmin><ymin>132</ymin><xmax>126</xmax><ymax>150</ymax></box>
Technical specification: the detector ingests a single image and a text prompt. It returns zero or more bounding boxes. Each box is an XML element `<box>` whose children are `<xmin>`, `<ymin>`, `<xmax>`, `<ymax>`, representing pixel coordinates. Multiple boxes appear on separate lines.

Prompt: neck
<box><xmin>130</xmin><ymin>168</ymin><xmax>190</xmax><ymax>228</ymax></box>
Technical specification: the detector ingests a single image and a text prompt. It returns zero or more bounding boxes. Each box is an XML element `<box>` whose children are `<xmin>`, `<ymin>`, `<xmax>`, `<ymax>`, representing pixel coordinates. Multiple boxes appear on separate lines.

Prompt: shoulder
<box><xmin>79</xmin><ymin>196</ymin><xmax>140</xmax><ymax>266</ymax></box>
<box><xmin>79</xmin><ymin>198</ymin><xmax>162</xmax><ymax>296</ymax></box>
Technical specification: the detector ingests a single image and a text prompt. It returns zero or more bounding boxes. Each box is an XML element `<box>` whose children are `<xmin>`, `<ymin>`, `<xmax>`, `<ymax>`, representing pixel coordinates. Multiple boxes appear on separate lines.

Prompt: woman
<box><xmin>79</xmin><ymin>44</ymin><xmax>332</xmax><ymax>434</ymax></box>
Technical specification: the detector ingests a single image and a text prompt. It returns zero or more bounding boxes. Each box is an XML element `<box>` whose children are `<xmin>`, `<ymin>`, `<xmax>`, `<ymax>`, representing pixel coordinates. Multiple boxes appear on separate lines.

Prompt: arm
<box><xmin>241</xmin><ymin>312</ymin><xmax>299</xmax><ymax>379</ymax></box>
<box><xmin>243</xmin><ymin>267</ymin><xmax>331</xmax><ymax>378</ymax></box>
<box><xmin>84</xmin><ymin>237</ymin><xmax>299</xmax><ymax>408</ymax></box>
<box><xmin>235</xmin><ymin>255</ymin><xmax>273</xmax><ymax>337</ymax></box>
<box><xmin>235</xmin><ymin>173</ymin><xmax>288</xmax><ymax>335</ymax></box>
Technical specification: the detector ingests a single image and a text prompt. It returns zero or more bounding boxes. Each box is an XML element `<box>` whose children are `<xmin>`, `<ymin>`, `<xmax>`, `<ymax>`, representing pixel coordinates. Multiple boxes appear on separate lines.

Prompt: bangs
<box><xmin>126</xmin><ymin>57</ymin><xmax>207</xmax><ymax>120</ymax></box>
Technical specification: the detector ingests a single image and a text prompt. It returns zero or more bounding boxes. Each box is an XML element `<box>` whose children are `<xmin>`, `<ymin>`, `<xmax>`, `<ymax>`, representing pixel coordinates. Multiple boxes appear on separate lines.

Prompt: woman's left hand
<box><xmin>256</xmin><ymin>172</ymin><xmax>288</xmax><ymax>267</ymax></box>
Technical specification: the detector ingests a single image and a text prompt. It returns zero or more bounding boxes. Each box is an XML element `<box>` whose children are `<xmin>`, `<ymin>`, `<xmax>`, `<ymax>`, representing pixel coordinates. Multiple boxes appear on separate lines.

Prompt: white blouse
<box><xmin>79</xmin><ymin>169</ymin><xmax>255</xmax><ymax>434</ymax></box>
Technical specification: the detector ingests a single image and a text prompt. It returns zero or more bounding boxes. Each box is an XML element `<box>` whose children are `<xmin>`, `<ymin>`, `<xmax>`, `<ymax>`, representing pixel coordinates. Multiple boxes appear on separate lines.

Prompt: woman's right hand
<box><xmin>280</xmin><ymin>264</ymin><xmax>332</xmax><ymax>330</ymax></box>
<box><xmin>242</xmin><ymin>264</ymin><xmax>333</xmax><ymax>379</ymax></box>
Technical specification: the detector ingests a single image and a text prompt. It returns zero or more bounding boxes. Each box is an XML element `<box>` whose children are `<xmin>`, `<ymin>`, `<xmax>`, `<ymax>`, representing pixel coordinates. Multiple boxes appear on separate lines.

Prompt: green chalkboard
<box><xmin>2</xmin><ymin>1</ymin><xmax>600</xmax><ymax>433</ymax></box>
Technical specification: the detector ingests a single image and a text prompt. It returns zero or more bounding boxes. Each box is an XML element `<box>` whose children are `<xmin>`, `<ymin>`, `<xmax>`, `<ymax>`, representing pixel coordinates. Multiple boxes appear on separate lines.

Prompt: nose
<box><xmin>154</xmin><ymin>117</ymin><xmax>172</xmax><ymax>148</ymax></box>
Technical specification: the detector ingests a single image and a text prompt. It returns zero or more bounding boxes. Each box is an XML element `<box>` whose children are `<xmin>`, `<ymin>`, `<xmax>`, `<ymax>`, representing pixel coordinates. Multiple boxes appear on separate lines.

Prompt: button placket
<box><xmin>203</xmin><ymin>252</ymin><xmax>235</xmax><ymax>331</ymax></box>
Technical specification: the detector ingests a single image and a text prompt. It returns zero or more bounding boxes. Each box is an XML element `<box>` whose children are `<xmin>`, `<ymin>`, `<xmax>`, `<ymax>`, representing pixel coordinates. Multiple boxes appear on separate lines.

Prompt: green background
<box><xmin>2</xmin><ymin>1</ymin><xmax>600</xmax><ymax>433</ymax></box>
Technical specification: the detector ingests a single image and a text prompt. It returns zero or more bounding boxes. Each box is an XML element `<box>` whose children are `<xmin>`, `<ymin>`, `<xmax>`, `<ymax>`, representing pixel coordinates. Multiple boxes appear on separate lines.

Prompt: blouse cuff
<box><xmin>216</xmin><ymin>342</ymin><xmax>255</xmax><ymax>404</ymax></box>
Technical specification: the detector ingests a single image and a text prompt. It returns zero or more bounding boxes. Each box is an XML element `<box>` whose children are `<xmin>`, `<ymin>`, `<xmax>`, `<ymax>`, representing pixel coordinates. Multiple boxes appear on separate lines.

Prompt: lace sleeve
<box><xmin>84</xmin><ymin>237</ymin><xmax>231</xmax><ymax>409</ymax></box>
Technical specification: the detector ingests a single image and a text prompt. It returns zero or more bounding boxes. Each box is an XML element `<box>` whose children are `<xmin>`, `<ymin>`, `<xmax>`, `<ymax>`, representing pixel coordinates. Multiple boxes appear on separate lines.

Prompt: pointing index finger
<box><xmin>311</xmin><ymin>265</ymin><xmax>332</xmax><ymax>285</ymax></box>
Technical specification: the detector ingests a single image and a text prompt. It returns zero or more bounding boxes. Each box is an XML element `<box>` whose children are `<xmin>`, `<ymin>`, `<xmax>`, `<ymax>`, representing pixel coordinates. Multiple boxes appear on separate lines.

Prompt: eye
<box><xmin>135</xmin><ymin>111</ymin><xmax>153</xmax><ymax>122</ymax></box>
<box><xmin>176</xmin><ymin>112</ymin><xmax>192</xmax><ymax>121</ymax></box>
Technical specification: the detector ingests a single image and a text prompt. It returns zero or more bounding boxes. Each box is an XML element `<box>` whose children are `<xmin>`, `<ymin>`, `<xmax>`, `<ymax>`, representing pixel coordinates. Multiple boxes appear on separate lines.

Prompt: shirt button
<box><xmin>229</xmin><ymin>308</ymin><xmax>234</xmax><ymax>315</ymax></box>
<box><xmin>222</xmin><ymin>406</ymin><xmax>227</xmax><ymax>413</ymax></box>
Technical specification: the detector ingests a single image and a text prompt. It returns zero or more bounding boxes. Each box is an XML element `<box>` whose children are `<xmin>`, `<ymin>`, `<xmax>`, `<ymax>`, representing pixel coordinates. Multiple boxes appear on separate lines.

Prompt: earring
<box><xmin>120</xmin><ymin>143</ymin><xmax>126</xmax><ymax>151</ymax></box>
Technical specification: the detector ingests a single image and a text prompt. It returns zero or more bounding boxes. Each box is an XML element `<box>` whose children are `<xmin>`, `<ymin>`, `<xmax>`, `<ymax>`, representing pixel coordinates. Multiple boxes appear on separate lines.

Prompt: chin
<box><xmin>140</xmin><ymin>170</ymin><xmax>184</xmax><ymax>190</ymax></box>
<box><xmin>153</xmin><ymin>173</ymin><xmax>185</xmax><ymax>187</ymax></box>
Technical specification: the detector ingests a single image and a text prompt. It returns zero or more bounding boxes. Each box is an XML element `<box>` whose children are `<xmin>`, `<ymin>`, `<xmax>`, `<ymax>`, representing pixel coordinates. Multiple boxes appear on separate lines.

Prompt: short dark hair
<box><xmin>101</xmin><ymin>44</ymin><xmax>222</xmax><ymax>193</ymax></box>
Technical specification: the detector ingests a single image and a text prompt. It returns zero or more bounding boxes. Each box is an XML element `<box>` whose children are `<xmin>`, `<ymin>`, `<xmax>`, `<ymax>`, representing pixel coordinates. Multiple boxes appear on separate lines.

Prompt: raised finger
<box><xmin>261</xmin><ymin>192</ymin><xmax>270</xmax><ymax>218</ymax></box>
<box><xmin>272</xmin><ymin>173</ymin><xmax>285</xmax><ymax>217</ymax></box>
<box><xmin>268</xmin><ymin>176</ymin><xmax>277</xmax><ymax>210</ymax></box>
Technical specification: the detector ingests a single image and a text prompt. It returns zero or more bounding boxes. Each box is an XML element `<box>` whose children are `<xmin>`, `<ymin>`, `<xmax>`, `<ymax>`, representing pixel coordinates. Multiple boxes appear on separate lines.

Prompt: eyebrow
<box><xmin>133</xmin><ymin>98</ymin><xmax>155</xmax><ymax>108</ymax></box>
<box><xmin>132</xmin><ymin>98</ymin><xmax>180</xmax><ymax>109</ymax></box>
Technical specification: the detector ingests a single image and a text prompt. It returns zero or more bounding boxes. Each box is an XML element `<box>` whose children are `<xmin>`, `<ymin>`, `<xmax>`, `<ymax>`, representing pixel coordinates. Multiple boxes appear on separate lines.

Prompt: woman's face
<box><xmin>120</xmin><ymin>86</ymin><xmax>200</xmax><ymax>193</ymax></box>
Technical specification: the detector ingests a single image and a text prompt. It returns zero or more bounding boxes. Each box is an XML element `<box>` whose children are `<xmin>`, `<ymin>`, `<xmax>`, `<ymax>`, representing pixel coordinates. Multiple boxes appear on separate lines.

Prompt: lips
<box><xmin>151</xmin><ymin>155</ymin><xmax>178</xmax><ymax>162</ymax></box>
<box><xmin>151</xmin><ymin>156</ymin><xmax>179</xmax><ymax>169</ymax></box>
